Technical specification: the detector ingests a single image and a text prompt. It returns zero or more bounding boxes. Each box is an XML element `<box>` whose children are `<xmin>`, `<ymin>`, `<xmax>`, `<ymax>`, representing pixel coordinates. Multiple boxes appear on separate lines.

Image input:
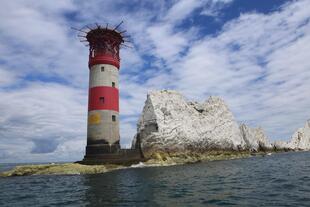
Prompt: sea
<box><xmin>0</xmin><ymin>151</ymin><xmax>309</xmax><ymax>207</ymax></box>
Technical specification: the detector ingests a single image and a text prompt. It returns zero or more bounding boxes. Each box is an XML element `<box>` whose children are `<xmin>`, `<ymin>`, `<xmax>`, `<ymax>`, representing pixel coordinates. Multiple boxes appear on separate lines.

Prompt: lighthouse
<box><xmin>75</xmin><ymin>23</ymin><xmax>143</xmax><ymax>164</ymax></box>
<box><xmin>76</xmin><ymin>23</ymin><xmax>127</xmax><ymax>160</ymax></box>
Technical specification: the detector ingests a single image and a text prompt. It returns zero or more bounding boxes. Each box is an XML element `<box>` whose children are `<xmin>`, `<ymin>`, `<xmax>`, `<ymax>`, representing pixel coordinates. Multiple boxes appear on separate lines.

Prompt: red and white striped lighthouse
<box><xmin>76</xmin><ymin>23</ymin><xmax>128</xmax><ymax>158</ymax></box>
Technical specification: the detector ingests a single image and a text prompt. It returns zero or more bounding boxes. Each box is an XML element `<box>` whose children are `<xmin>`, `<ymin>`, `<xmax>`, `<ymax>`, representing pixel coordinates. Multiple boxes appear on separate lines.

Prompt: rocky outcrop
<box><xmin>0</xmin><ymin>163</ymin><xmax>126</xmax><ymax>177</ymax></box>
<box><xmin>133</xmin><ymin>90</ymin><xmax>272</xmax><ymax>157</ymax></box>
<box><xmin>240</xmin><ymin>124</ymin><xmax>272</xmax><ymax>151</ymax></box>
<box><xmin>272</xmin><ymin>140</ymin><xmax>291</xmax><ymax>151</ymax></box>
<box><xmin>272</xmin><ymin>120</ymin><xmax>310</xmax><ymax>151</ymax></box>
<box><xmin>288</xmin><ymin>120</ymin><xmax>310</xmax><ymax>150</ymax></box>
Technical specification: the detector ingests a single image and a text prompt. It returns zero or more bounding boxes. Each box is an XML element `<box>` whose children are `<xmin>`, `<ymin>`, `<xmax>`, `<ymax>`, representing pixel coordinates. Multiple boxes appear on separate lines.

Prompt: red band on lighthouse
<box><xmin>89</xmin><ymin>54</ymin><xmax>120</xmax><ymax>69</ymax></box>
<box><xmin>88</xmin><ymin>86</ymin><xmax>119</xmax><ymax>112</ymax></box>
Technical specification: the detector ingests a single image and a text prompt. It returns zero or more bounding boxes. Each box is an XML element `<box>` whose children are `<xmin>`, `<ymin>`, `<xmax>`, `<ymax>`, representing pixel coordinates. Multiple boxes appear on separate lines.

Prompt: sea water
<box><xmin>0</xmin><ymin>151</ymin><xmax>309</xmax><ymax>207</ymax></box>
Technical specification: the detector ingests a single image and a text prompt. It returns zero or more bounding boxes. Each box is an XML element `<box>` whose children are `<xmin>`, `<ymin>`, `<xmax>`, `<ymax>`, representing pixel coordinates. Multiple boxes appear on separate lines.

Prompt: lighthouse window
<box><xmin>112</xmin><ymin>115</ymin><xmax>116</xmax><ymax>122</ymax></box>
<box><xmin>99</xmin><ymin>97</ymin><xmax>105</xmax><ymax>103</ymax></box>
<box><xmin>112</xmin><ymin>82</ymin><xmax>115</xmax><ymax>87</ymax></box>
<box><xmin>101</xmin><ymin>66</ymin><xmax>105</xmax><ymax>72</ymax></box>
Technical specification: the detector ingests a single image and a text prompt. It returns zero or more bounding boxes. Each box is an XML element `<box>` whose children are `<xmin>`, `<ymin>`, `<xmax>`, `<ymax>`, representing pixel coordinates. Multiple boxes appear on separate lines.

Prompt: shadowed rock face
<box><xmin>273</xmin><ymin>140</ymin><xmax>290</xmax><ymax>150</ymax></box>
<box><xmin>133</xmin><ymin>90</ymin><xmax>273</xmax><ymax>156</ymax></box>
<box><xmin>240</xmin><ymin>124</ymin><xmax>272</xmax><ymax>151</ymax></box>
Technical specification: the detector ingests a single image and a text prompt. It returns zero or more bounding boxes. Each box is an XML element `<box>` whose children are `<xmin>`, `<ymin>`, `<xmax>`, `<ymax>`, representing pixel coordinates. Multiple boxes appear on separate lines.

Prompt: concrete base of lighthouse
<box><xmin>78</xmin><ymin>138</ymin><xmax>145</xmax><ymax>165</ymax></box>
<box><xmin>79</xmin><ymin>150</ymin><xmax>145</xmax><ymax>165</ymax></box>
<box><xmin>78</xmin><ymin>148</ymin><xmax>145</xmax><ymax>165</ymax></box>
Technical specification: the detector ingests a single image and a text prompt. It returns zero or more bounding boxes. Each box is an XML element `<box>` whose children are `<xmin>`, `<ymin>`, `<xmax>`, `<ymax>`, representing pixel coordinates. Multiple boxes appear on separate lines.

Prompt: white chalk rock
<box><xmin>272</xmin><ymin>140</ymin><xmax>290</xmax><ymax>150</ymax></box>
<box><xmin>288</xmin><ymin>120</ymin><xmax>310</xmax><ymax>150</ymax></box>
<box><xmin>240</xmin><ymin>124</ymin><xmax>272</xmax><ymax>151</ymax></box>
<box><xmin>135</xmin><ymin>90</ymin><xmax>246</xmax><ymax>152</ymax></box>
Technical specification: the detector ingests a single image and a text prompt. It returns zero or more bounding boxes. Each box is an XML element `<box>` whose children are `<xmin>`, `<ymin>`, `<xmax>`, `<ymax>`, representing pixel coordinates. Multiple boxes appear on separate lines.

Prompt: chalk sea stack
<box><xmin>273</xmin><ymin>120</ymin><xmax>310</xmax><ymax>151</ymax></box>
<box><xmin>239</xmin><ymin>124</ymin><xmax>272</xmax><ymax>151</ymax></box>
<box><xmin>132</xmin><ymin>90</ymin><xmax>273</xmax><ymax>159</ymax></box>
<box><xmin>289</xmin><ymin>120</ymin><xmax>310</xmax><ymax>150</ymax></box>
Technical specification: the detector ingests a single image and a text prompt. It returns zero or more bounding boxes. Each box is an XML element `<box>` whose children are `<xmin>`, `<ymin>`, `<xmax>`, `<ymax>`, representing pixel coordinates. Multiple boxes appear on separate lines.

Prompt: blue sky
<box><xmin>0</xmin><ymin>0</ymin><xmax>309</xmax><ymax>163</ymax></box>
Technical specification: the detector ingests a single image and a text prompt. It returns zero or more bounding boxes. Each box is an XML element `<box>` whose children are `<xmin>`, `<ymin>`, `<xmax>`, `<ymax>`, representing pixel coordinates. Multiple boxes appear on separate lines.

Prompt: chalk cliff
<box><xmin>272</xmin><ymin>141</ymin><xmax>290</xmax><ymax>150</ymax></box>
<box><xmin>272</xmin><ymin>120</ymin><xmax>310</xmax><ymax>151</ymax></box>
<box><xmin>133</xmin><ymin>90</ymin><xmax>272</xmax><ymax>156</ymax></box>
<box><xmin>240</xmin><ymin>124</ymin><xmax>272</xmax><ymax>151</ymax></box>
<box><xmin>288</xmin><ymin>120</ymin><xmax>310</xmax><ymax>150</ymax></box>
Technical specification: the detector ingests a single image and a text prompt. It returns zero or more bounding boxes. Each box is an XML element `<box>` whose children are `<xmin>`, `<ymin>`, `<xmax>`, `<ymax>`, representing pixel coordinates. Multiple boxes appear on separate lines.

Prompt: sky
<box><xmin>0</xmin><ymin>0</ymin><xmax>309</xmax><ymax>163</ymax></box>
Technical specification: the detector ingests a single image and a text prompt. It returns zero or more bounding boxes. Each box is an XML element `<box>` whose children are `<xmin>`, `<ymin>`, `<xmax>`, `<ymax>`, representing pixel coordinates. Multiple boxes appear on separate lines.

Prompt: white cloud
<box><xmin>0</xmin><ymin>69</ymin><xmax>19</xmax><ymax>87</ymax></box>
<box><xmin>164</xmin><ymin>0</ymin><xmax>204</xmax><ymax>23</ymax></box>
<box><xmin>0</xmin><ymin>83</ymin><xmax>87</xmax><ymax>162</ymax></box>
<box><xmin>147</xmin><ymin>24</ymin><xmax>188</xmax><ymax>61</ymax></box>
<box><xmin>201</xmin><ymin>0</ymin><xmax>233</xmax><ymax>17</ymax></box>
<box><xmin>0</xmin><ymin>0</ymin><xmax>89</xmax><ymax>88</ymax></box>
<box><xmin>170</xmin><ymin>0</ymin><xmax>310</xmax><ymax>140</ymax></box>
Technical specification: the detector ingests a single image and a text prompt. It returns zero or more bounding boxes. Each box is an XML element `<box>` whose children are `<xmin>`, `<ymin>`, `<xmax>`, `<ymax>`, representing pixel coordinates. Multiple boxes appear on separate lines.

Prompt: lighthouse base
<box><xmin>78</xmin><ymin>148</ymin><xmax>145</xmax><ymax>165</ymax></box>
<box><xmin>86</xmin><ymin>143</ymin><xmax>121</xmax><ymax>155</ymax></box>
<box><xmin>80</xmin><ymin>137</ymin><xmax>145</xmax><ymax>165</ymax></box>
